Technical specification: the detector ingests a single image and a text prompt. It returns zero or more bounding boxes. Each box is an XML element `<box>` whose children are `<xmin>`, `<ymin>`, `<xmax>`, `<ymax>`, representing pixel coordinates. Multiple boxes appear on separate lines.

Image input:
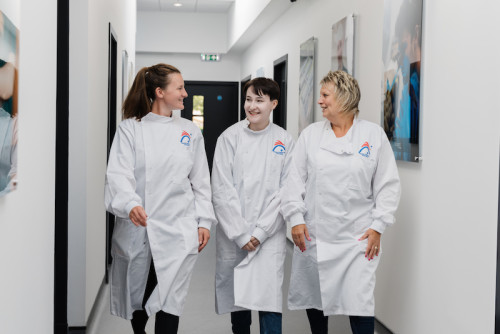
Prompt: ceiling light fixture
<box><xmin>173</xmin><ymin>1</ymin><xmax>182</xmax><ymax>7</ymax></box>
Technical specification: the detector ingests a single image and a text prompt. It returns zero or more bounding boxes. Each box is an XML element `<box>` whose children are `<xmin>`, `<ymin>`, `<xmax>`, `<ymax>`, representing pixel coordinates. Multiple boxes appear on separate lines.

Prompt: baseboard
<box><xmin>85</xmin><ymin>276</ymin><xmax>108</xmax><ymax>334</ymax></box>
<box><xmin>68</xmin><ymin>326</ymin><xmax>86</xmax><ymax>334</ymax></box>
<box><xmin>375</xmin><ymin>318</ymin><xmax>394</xmax><ymax>334</ymax></box>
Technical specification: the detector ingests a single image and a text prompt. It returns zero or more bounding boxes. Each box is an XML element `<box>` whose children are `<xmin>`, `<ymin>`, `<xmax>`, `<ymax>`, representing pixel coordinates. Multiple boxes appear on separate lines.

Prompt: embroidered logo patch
<box><xmin>272</xmin><ymin>140</ymin><xmax>286</xmax><ymax>155</ymax></box>
<box><xmin>358</xmin><ymin>141</ymin><xmax>372</xmax><ymax>157</ymax></box>
<box><xmin>180</xmin><ymin>131</ymin><xmax>191</xmax><ymax>146</ymax></box>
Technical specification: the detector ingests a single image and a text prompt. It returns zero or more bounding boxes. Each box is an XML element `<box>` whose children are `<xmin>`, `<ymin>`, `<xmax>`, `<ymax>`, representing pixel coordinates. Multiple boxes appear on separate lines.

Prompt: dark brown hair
<box><xmin>243</xmin><ymin>77</ymin><xmax>280</xmax><ymax>102</ymax></box>
<box><xmin>122</xmin><ymin>63</ymin><xmax>181</xmax><ymax>120</ymax></box>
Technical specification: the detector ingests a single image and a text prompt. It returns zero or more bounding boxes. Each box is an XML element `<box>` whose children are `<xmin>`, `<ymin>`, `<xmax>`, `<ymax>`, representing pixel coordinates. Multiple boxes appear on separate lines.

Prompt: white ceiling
<box><xmin>137</xmin><ymin>0</ymin><xmax>235</xmax><ymax>13</ymax></box>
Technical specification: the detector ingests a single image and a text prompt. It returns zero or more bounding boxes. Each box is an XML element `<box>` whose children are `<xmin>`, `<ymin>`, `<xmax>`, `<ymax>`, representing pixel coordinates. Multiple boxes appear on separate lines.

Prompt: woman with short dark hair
<box><xmin>212</xmin><ymin>77</ymin><xmax>294</xmax><ymax>334</ymax></box>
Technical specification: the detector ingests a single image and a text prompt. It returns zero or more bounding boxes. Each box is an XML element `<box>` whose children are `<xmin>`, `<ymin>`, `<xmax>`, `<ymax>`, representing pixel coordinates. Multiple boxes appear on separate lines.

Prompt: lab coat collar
<box><xmin>243</xmin><ymin>118</ymin><xmax>272</xmax><ymax>134</ymax></box>
<box><xmin>319</xmin><ymin>118</ymin><xmax>358</xmax><ymax>155</ymax></box>
<box><xmin>142</xmin><ymin>111</ymin><xmax>175</xmax><ymax>123</ymax></box>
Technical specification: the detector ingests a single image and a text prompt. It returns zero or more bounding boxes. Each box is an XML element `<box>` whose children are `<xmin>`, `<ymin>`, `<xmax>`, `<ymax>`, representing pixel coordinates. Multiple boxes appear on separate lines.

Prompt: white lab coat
<box><xmin>104</xmin><ymin>112</ymin><xmax>216</xmax><ymax>319</ymax></box>
<box><xmin>281</xmin><ymin>118</ymin><xmax>401</xmax><ymax>316</ymax></box>
<box><xmin>212</xmin><ymin>120</ymin><xmax>294</xmax><ymax>314</ymax></box>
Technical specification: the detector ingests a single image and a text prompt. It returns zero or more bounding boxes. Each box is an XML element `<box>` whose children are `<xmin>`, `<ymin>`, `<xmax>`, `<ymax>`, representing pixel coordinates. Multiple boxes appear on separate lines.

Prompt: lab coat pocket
<box><xmin>354</xmin><ymin>218</ymin><xmax>372</xmax><ymax>237</ymax></box>
<box><xmin>111</xmin><ymin>217</ymin><xmax>140</xmax><ymax>259</ymax></box>
<box><xmin>172</xmin><ymin>177</ymin><xmax>195</xmax><ymax>202</ymax></box>
<box><xmin>179</xmin><ymin>217</ymin><xmax>199</xmax><ymax>255</ymax></box>
<box><xmin>357</xmin><ymin>238</ymin><xmax>383</xmax><ymax>257</ymax></box>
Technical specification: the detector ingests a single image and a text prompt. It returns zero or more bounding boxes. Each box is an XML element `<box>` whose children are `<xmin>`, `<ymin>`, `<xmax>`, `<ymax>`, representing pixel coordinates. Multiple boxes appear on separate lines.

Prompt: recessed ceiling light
<box><xmin>173</xmin><ymin>1</ymin><xmax>182</xmax><ymax>7</ymax></box>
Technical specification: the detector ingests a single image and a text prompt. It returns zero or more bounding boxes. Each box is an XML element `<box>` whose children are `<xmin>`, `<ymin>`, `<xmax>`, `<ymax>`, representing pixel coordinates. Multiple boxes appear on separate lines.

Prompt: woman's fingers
<box><xmin>129</xmin><ymin>206</ymin><xmax>148</xmax><ymax>227</ymax></box>
<box><xmin>198</xmin><ymin>228</ymin><xmax>210</xmax><ymax>253</ymax></box>
<box><xmin>362</xmin><ymin>229</ymin><xmax>381</xmax><ymax>261</ymax></box>
<box><xmin>292</xmin><ymin>224</ymin><xmax>308</xmax><ymax>252</ymax></box>
<box><xmin>304</xmin><ymin>226</ymin><xmax>311</xmax><ymax>242</ymax></box>
<box><xmin>250</xmin><ymin>237</ymin><xmax>260</xmax><ymax>247</ymax></box>
<box><xmin>242</xmin><ymin>241</ymin><xmax>256</xmax><ymax>252</ymax></box>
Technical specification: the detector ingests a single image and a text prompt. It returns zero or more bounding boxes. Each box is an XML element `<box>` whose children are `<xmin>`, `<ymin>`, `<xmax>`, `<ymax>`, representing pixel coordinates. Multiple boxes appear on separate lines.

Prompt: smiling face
<box><xmin>318</xmin><ymin>84</ymin><xmax>343</xmax><ymax>122</ymax></box>
<box><xmin>156</xmin><ymin>73</ymin><xmax>188</xmax><ymax>113</ymax></box>
<box><xmin>244</xmin><ymin>85</ymin><xmax>277</xmax><ymax>131</ymax></box>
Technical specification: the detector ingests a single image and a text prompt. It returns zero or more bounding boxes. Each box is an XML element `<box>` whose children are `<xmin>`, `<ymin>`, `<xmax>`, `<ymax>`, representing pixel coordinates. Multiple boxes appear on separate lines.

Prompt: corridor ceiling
<box><xmin>137</xmin><ymin>0</ymin><xmax>235</xmax><ymax>13</ymax></box>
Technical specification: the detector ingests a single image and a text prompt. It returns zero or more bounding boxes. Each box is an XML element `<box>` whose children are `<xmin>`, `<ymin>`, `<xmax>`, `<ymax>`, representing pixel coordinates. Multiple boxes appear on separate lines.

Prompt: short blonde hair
<box><xmin>320</xmin><ymin>70</ymin><xmax>360</xmax><ymax>116</ymax></box>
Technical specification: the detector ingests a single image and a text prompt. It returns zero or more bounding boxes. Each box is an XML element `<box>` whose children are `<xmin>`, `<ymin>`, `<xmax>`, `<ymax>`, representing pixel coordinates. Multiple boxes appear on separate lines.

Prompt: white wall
<box><xmin>0</xmin><ymin>0</ymin><xmax>57</xmax><ymax>333</ymax></box>
<box><xmin>68</xmin><ymin>0</ymin><xmax>137</xmax><ymax>326</ymax></box>
<box><xmin>137</xmin><ymin>12</ymin><xmax>227</xmax><ymax>53</ymax></box>
<box><xmin>240</xmin><ymin>0</ymin><xmax>500</xmax><ymax>333</ymax></box>
<box><xmin>136</xmin><ymin>52</ymin><xmax>241</xmax><ymax>82</ymax></box>
<box><xmin>227</xmin><ymin>0</ymin><xmax>271</xmax><ymax>49</ymax></box>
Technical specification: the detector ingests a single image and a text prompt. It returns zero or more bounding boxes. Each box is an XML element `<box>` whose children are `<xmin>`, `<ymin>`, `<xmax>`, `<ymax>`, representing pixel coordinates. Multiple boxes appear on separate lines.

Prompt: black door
<box><xmin>273</xmin><ymin>55</ymin><xmax>288</xmax><ymax>129</ymax></box>
<box><xmin>182</xmin><ymin>81</ymin><xmax>239</xmax><ymax>171</ymax></box>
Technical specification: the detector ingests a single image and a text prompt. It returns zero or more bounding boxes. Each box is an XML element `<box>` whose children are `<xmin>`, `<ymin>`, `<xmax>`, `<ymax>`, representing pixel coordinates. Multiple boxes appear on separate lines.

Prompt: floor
<box><xmin>90</xmin><ymin>229</ymin><xmax>388</xmax><ymax>334</ymax></box>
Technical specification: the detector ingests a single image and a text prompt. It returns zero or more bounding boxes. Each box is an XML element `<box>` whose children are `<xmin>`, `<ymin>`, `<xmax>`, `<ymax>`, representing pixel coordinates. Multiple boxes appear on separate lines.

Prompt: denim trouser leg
<box><xmin>258</xmin><ymin>311</ymin><xmax>282</xmax><ymax>334</ymax></box>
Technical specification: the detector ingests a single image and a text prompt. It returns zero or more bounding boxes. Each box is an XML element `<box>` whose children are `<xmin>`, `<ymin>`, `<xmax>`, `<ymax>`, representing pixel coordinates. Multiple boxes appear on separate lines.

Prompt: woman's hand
<box><xmin>359</xmin><ymin>228</ymin><xmax>381</xmax><ymax>260</ymax></box>
<box><xmin>129</xmin><ymin>206</ymin><xmax>148</xmax><ymax>227</ymax></box>
<box><xmin>198</xmin><ymin>227</ymin><xmax>210</xmax><ymax>253</ymax></box>
<box><xmin>242</xmin><ymin>237</ymin><xmax>260</xmax><ymax>252</ymax></box>
<box><xmin>250</xmin><ymin>237</ymin><xmax>260</xmax><ymax>248</ymax></box>
<box><xmin>292</xmin><ymin>224</ymin><xmax>311</xmax><ymax>252</ymax></box>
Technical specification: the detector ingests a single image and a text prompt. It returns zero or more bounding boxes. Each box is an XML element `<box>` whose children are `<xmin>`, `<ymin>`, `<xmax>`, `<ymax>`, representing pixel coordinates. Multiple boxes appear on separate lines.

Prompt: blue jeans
<box><xmin>231</xmin><ymin>310</ymin><xmax>282</xmax><ymax>334</ymax></box>
<box><xmin>306</xmin><ymin>308</ymin><xmax>374</xmax><ymax>334</ymax></box>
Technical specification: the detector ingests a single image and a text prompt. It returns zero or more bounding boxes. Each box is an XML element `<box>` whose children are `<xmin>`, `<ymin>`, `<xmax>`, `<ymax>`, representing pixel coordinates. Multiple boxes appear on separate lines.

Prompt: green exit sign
<box><xmin>201</xmin><ymin>54</ymin><xmax>220</xmax><ymax>62</ymax></box>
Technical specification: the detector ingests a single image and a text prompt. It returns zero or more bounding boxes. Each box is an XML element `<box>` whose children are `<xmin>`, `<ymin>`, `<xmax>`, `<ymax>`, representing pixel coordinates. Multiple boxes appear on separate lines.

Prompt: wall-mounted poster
<box><xmin>381</xmin><ymin>0</ymin><xmax>422</xmax><ymax>162</ymax></box>
<box><xmin>0</xmin><ymin>9</ymin><xmax>19</xmax><ymax>197</ymax></box>
<box><xmin>331</xmin><ymin>15</ymin><xmax>354</xmax><ymax>75</ymax></box>
<box><xmin>299</xmin><ymin>37</ymin><xmax>316</xmax><ymax>134</ymax></box>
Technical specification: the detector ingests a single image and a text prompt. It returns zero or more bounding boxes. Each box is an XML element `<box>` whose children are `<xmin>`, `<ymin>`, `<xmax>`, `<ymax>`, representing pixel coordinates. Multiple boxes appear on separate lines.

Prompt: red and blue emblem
<box><xmin>358</xmin><ymin>141</ymin><xmax>372</xmax><ymax>157</ymax></box>
<box><xmin>180</xmin><ymin>131</ymin><xmax>191</xmax><ymax>146</ymax></box>
<box><xmin>272</xmin><ymin>140</ymin><xmax>286</xmax><ymax>155</ymax></box>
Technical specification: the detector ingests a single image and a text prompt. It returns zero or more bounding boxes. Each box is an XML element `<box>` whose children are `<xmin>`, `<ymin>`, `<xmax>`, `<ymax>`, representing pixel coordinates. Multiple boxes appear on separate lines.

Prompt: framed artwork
<box><xmin>299</xmin><ymin>37</ymin><xmax>316</xmax><ymax>133</ymax></box>
<box><xmin>381</xmin><ymin>0</ymin><xmax>422</xmax><ymax>162</ymax></box>
<box><xmin>0</xmin><ymin>8</ymin><xmax>19</xmax><ymax>197</ymax></box>
<box><xmin>331</xmin><ymin>15</ymin><xmax>355</xmax><ymax>75</ymax></box>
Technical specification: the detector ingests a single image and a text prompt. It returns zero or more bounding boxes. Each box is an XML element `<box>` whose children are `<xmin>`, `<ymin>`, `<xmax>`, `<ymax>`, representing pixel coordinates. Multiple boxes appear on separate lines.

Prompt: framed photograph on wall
<box><xmin>331</xmin><ymin>15</ymin><xmax>355</xmax><ymax>75</ymax></box>
<box><xmin>0</xmin><ymin>8</ymin><xmax>19</xmax><ymax>197</ymax></box>
<box><xmin>299</xmin><ymin>37</ymin><xmax>316</xmax><ymax>134</ymax></box>
<box><xmin>381</xmin><ymin>0</ymin><xmax>422</xmax><ymax>162</ymax></box>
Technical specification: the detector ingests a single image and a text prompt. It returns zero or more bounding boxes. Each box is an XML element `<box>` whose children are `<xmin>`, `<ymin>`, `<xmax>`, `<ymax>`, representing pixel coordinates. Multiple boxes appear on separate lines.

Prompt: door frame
<box><xmin>273</xmin><ymin>55</ymin><xmax>288</xmax><ymax>129</ymax></box>
<box><xmin>54</xmin><ymin>0</ymin><xmax>70</xmax><ymax>332</ymax></box>
<box><xmin>496</xmin><ymin>148</ymin><xmax>500</xmax><ymax>333</ymax></box>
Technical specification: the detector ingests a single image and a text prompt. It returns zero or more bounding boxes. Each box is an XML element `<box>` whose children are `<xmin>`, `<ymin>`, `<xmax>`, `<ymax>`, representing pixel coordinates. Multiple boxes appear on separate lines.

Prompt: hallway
<box><xmin>91</xmin><ymin>230</ymin><xmax>360</xmax><ymax>334</ymax></box>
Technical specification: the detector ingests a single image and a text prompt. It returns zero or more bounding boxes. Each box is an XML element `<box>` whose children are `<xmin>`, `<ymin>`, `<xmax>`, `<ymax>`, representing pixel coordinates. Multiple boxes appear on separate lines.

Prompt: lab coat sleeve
<box><xmin>211</xmin><ymin>133</ymin><xmax>252</xmax><ymax>248</ymax></box>
<box><xmin>369</xmin><ymin>129</ymin><xmax>401</xmax><ymax>234</ymax></box>
<box><xmin>280</xmin><ymin>131</ymin><xmax>308</xmax><ymax>227</ymax></box>
<box><xmin>252</xmin><ymin>135</ymin><xmax>296</xmax><ymax>244</ymax></box>
<box><xmin>104</xmin><ymin>121</ymin><xmax>143</xmax><ymax>219</ymax></box>
<box><xmin>189</xmin><ymin>128</ymin><xmax>217</xmax><ymax>230</ymax></box>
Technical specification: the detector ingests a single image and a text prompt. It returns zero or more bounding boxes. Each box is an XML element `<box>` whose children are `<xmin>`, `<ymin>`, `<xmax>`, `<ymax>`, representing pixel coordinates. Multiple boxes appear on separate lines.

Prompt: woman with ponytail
<box><xmin>105</xmin><ymin>63</ymin><xmax>216</xmax><ymax>334</ymax></box>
